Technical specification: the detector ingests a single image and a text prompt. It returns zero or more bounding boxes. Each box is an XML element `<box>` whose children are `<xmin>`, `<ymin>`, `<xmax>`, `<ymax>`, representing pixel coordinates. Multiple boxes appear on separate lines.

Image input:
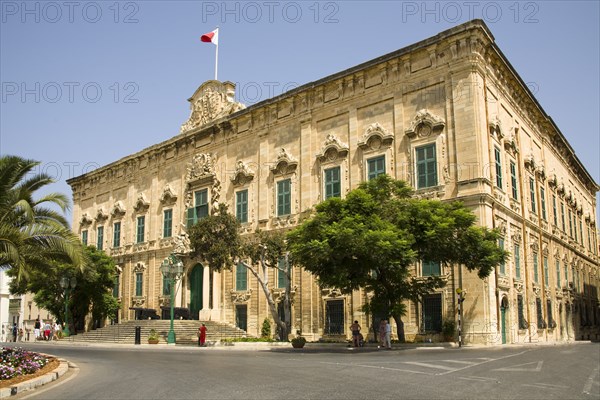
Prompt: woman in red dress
<box><xmin>198</xmin><ymin>323</ymin><xmax>207</xmax><ymax>346</ymax></box>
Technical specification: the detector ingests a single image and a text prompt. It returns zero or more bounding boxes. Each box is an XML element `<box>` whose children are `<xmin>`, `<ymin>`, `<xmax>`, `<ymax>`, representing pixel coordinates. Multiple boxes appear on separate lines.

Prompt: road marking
<box><xmin>403</xmin><ymin>361</ymin><xmax>457</xmax><ymax>371</ymax></box>
<box><xmin>319</xmin><ymin>361</ymin><xmax>431</xmax><ymax>375</ymax></box>
<box><xmin>442</xmin><ymin>360</ymin><xmax>481</xmax><ymax>365</ymax></box>
<box><xmin>437</xmin><ymin>350</ymin><xmax>530</xmax><ymax>376</ymax></box>
<box><xmin>583</xmin><ymin>366</ymin><xmax>599</xmax><ymax>395</ymax></box>
<box><xmin>522</xmin><ymin>383</ymin><xmax>569</xmax><ymax>390</ymax></box>
<box><xmin>20</xmin><ymin>366</ymin><xmax>80</xmax><ymax>399</ymax></box>
<box><xmin>493</xmin><ymin>361</ymin><xmax>543</xmax><ymax>372</ymax></box>
<box><xmin>458</xmin><ymin>376</ymin><xmax>498</xmax><ymax>382</ymax></box>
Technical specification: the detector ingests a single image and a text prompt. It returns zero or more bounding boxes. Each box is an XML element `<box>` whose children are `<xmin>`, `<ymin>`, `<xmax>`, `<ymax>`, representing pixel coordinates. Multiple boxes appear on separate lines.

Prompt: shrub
<box><xmin>261</xmin><ymin>318</ymin><xmax>271</xmax><ymax>338</ymax></box>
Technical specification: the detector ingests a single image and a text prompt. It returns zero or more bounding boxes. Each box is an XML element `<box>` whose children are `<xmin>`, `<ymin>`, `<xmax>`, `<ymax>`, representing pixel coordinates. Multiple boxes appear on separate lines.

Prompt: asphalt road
<box><xmin>5</xmin><ymin>342</ymin><xmax>600</xmax><ymax>400</ymax></box>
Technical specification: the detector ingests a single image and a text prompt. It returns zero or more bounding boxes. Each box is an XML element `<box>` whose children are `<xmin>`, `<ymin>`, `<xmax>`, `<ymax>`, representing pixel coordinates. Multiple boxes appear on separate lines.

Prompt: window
<box><xmin>277</xmin><ymin>179</ymin><xmax>291</xmax><ymax>216</ymax></box>
<box><xmin>498</xmin><ymin>238</ymin><xmax>505</xmax><ymax>275</ymax></box>
<box><xmin>561</xmin><ymin>203</ymin><xmax>566</xmax><ymax>232</ymax></box>
<box><xmin>422</xmin><ymin>260</ymin><xmax>441</xmax><ymax>276</ymax></box>
<box><xmin>556</xmin><ymin>260</ymin><xmax>561</xmax><ymax>288</ymax></box>
<box><xmin>325</xmin><ymin>300</ymin><xmax>344</xmax><ymax>335</ymax></box>
<box><xmin>533</xmin><ymin>253</ymin><xmax>539</xmax><ymax>283</ymax></box>
<box><xmin>96</xmin><ymin>226</ymin><xmax>104</xmax><ymax>250</ymax></box>
<box><xmin>514</xmin><ymin>244</ymin><xmax>521</xmax><ymax>278</ymax></box>
<box><xmin>573</xmin><ymin>212</ymin><xmax>578</xmax><ymax>242</ymax></box>
<box><xmin>543</xmin><ymin>256</ymin><xmax>549</xmax><ymax>285</ymax></box>
<box><xmin>529</xmin><ymin>177</ymin><xmax>536</xmax><ymax>213</ymax></box>
<box><xmin>324</xmin><ymin>166</ymin><xmax>341</xmax><ymax>199</ymax></box>
<box><xmin>162</xmin><ymin>274</ymin><xmax>170</xmax><ymax>296</ymax></box>
<box><xmin>113</xmin><ymin>222</ymin><xmax>121</xmax><ymax>248</ymax></box>
<box><xmin>547</xmin><ymin>300</ymin><xmax>555</xmax><ymax>328</ymax></box>
<box><xmin>187</xmin><ymin>189</ymin><xmax>208</xmax><ymax>228</ymax></box>
<box><xmin>416</xmin><ymin>144</ymin><xmax>437</xmax><ymax>188</ymax></box>
<box><xmin>579</xmin><ymin>218</ymin><xmax>583</xmax><ymax>245</ymax></box>
<box><xmin>422</xmin><ymin>294</ymin><xmax>442</xmax><ymax>332</ymax></box>
<box><xmin>277</xmin><ymin>257</ymin><xmax>288</xmax><ymax>289</ymax></box>
<box><xmin>81</xmin><ymin>230</ymin><xmax>88</xmax><ymax>246</ymax></box>
<box><xmin>552</xmin><ymin>195</ymin><xmax>558</xmax><ymax>226</ymax></box>
<box><xmin>236</xmin><ymin>263</ymin><xmax>247</xmax><ymax>291</ymax></box>
<box><xmin>536</xmin><ymin>298</ymin><xmax>546</xmax><ymax>329</ymax></box>
<box><xmin>367</xmin><ymin>155</ymin><xmax>385</xmax><ymax>181</ymax></box>
<box><xmin>587</xmin><ymin>226</ymin><xmax>592</xmax><ymax>251</ymax></box>
<box><xmin>494</xmin><ymin>147</ymin><xmax>502</xmax><ymax>189</ymax></box>
<box><xmin>517</xmin><ymin>295</ymin><xmax>527</xmax><ymax>329</ymax></box>
<box><xmin>564</xmin><ymin>262</ymin><xmax>569</xmax><ymax>287</ymax></box>
<box><xmin>163</xmin><ymin>209</ymin><xmax>173</xmax><ymax>238</ymax></box>
<box><xmin>135</xmin><ymin>272</ymin><xmax>143</xmax><ymax>296</ymax></box>
<box><xmin>112</xmin><ymin>276</ymin><xmax>119</xmax><ymax>298</ymax></box>
<box><xmin>540</xmin><ymin>187</ymin><xmax>547</xmax><ymax>220</ymax></box>
<box><xmin>236</xmin><ymin>190</ymin><xmax>248</xmax><ymax>223</ymax></box>
<box><xmin>568</xmin><ymin>209</ymin><xmax>573</xmax><ymax>238</ymax></box>
<box><xmin>510</xmin><ymin>161</ymin><xmax>518</xmax><ymax>200</ymax></box>
<box><xmin>136</xmin><ymin>216</ymin><xmax>145</xmax><ymax>243</ymax></box>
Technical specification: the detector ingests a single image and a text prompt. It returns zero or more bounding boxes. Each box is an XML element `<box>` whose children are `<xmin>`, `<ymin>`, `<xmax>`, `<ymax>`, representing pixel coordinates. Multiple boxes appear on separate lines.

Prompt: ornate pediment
<box><xmin>186</xmin><ymin>153</ymin><xmax>217</xmax><ymax>183</ymax></box>
<box><xmin>316</xmin><ymin>134</ymin><xmax>349</xmax><ymax>163</ymax></box>
<box><xmin>270</xmin><ymin>148</ymin><xmax>298</xmax><ymax>176</ymax></box>
<box><xmin>160</xmin><ymin>185</ymin><xmax>178</xmax><ymax>204</ymax></box>
<box><xmin>95</xmin><ymin>208</ymin><xmax>108</xmax><ymax>222</ymax></box>
<box><xmin>321</xmin><ymin>287</ymin><xmax>343</xmax><ymax>299</ymax></box>
<box><xmin>230</xmin><ymin>289</ymin><xmax>253</xmax><ymax>304</ymax></box>
<box><xmin>404</xmin><ymin>109</ymin><xmax>445</xmax><ymax>138</ymax></box>
<box><xmin>535</xmin><ymin>164</ymin><xmax>546</xmax><ymax>181</ymax></box>
<box><xmin>133</xmin><ymin>193</ymin><xmax>150</xmax><ymax>213</ymax></box>
<box><xmin>503</xmin><ymin>126</ymin><xmax>519</xmax><ymax>155</ymax></box>
<box><xmin>548</xmin><ymin>172</ymin><xmax>558</xmax><ymax>188</ymax></box>
<box><xmin>80</xmin><ymin>213</ymin><xmax>93</xmax><ymax>226</ymax></box>
<box><xmin>133</xmin><ymin>262</ymin><xmax>146</xmax><ymax>273</ymax></box>
<box><xmin>230</xmin><ymin>161</ymin><xmax>255</xmax><ymax>186</ymax></box>
<box><xmin>524</xmin><ymin>152</ymin><xmax>535</xmax><ymax>172</ymax></box>
<box><xmin>111</xmin><ymin>201</ymin><xmax>126</xmax><ymax>218</ymax></box>
<box><xmin>180</xmin><ymin>80</ymin><xmax>245</xmax><ymax>133</ymax></box>
<box><xmin>488</xmin><ymin>116</ymin><xmax>503</xmax><ymax>139</ymax></box>
<box><xmin>358</xmin><ymin>123</ymin><xmax>394</xmax><ymax>151</ymax></box>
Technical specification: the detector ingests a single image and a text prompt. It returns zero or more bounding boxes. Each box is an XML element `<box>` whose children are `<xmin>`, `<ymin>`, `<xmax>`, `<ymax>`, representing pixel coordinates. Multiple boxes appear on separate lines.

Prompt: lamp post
<box><xmin>160</xmin><ymin>254</ymin><xmax>184</xmax><ymax>344</ymax></box>
<box><xmin>59</xmin><ymin>275</ymin><xmax>77</xmax><ymax>337</ymax></box>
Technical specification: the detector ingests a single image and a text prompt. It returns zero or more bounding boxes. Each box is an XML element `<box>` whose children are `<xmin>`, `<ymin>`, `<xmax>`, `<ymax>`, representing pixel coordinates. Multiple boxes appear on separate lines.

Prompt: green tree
<box><xmin>0</xmin><ymin>155</ymin><xmax>85</xmax><ymax>281</ymax></box>
<box><xmin>188</xmin><ymin>204</ymin><xmax>292</xmax><ymax>340</ymax></box>
<box><xmin>10</xmin><ymin>246</ymin><xmax>118</xmax><ymax>332</ymax></box>
<box><xmin>288</xmin><ymin>175</ymin><xmax>507</xmax><ymax>341</ymax></box>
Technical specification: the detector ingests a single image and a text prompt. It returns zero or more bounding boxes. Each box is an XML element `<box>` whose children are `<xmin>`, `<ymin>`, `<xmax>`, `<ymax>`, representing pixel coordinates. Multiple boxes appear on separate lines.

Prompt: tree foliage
<box><xmin>287</xmin><ymin>175</ymin><xmax>507</xmax><ymax>340</ymax></box>
<box><xmin>10</xmin><ymin>246</ymin><xmax>118</xmax><ymax>331</ymax></box>
<box><xmin>0</xmin><ymin>155</ymin><xmax>86</xmax><ymax>281</ymax></box>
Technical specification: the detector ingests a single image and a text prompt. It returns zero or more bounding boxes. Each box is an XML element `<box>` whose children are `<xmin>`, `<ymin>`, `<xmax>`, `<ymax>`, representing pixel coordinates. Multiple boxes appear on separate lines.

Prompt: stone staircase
<box><xmin>67</xmin><ymin>320</ymin><xmax>247</xmax><ymax>345</ymax></box>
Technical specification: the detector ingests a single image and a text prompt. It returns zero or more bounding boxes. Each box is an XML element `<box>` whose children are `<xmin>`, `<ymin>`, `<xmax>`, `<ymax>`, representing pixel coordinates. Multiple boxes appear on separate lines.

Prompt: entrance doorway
<box><xmin>189</xmin><ymin>264</ymin><xmax>203</xmax><ymax>320</ymax></box>
<box><xmin>500</xmin><ymin>296</ymin><xmax>509</xmax><ymax>344</ymax></box>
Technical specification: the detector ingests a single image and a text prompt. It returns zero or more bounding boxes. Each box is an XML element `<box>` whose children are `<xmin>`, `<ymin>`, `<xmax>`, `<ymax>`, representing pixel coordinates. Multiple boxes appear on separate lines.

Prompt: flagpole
<box><xmin>214</xmin><ymin>26</ymin><xmax>219</xmax><ymax>81</ymax></box>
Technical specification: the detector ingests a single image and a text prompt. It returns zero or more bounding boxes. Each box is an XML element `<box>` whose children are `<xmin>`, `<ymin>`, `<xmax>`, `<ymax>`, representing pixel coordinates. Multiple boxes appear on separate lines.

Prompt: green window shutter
<box><xmin>113</xmin><ymin>222</ymin><xmax>121</xmax><ymax>248</ymax></box>
<box><xmin>196</xmin><ymin>189</ymin><xmax>209</xmax><ymax>219</ymax></box>
<box><xmin>494</xmin><ymin>147</ymin><xmax>502</xmax><ymax>188</ymax></box>
<box><xmin>236</xmin><ymin>263</ymin><xmax>247</xmax><ymax>291</ymax></box>
<box><xmin>367</xmin><ymin>156</ymin><xmax>385</xmax><ymax>181</ymax></box>
<box><xmin>416</xmin><ymin>144</ymin><xmax>437</xmax><ymax>189</ymax></box>
<box><xmin>422</xmin><ymin>260</ymin><xmax>440</xmax><ymax>276</ymax></box>
<box><xmin>533</xmin><ymin>253</ymin><xmax>539</xmax><ymax>283</ymax></box>
<box><xmin>510</xmin><ymin>161</ymin><xmax>518</xmax><ymax>199</ymax></box>
<box><xmin>236</xmin><ymin>190</ymin><xmax>248</xmax><ymax>223</ymax></box>
<box><xmin>163</xmin><ymin>209</ymin><xmax>173</xmax><ymax>238</ymax></box>
<box><xmin>514</xmin><ymin>244</ymin><xmax>521</xmax><ymax>278</ymax></box>
<box><xmin>136</xmin><ymin>216</ymin><xmax>145</xmax><ymax>243</ymax></box>
<box><xmin>135</xmin><ymin>273</ymin><xmax>143</xmax><ymax>296</ymax></box>
<box><xmin>97</xmin><ymin>226</ymin><xmax>104</xmax><ymax>250</ymax></box>
<box><xmin>277</xmin><ymin>258</ymin><xmax>288</xmax><ymax>288</ymax></box>
<box><xmin>556</xmin><ymin>260</ymin><xmax>561</xmax><ymax>288</ymax></box>
<box><xmin>81</xmin><ymin>230</ymin><xmax>88</xmax><ymax>246</ymax></box>
<box><xmin>498</xmin><ymin>238</ymin><xmax>505</xmax><ymax>275</ymax></box>
<box><xmin>277</xmin><ymin>179</ymin><xmax>291</xmax><ymax>216</ymax></box>
<box><xmin>540</xmin><ymin>187</ymin><xmax>546</xmax><ymax>220</ymax></box>
<box><xmin>324</xmin><ymin>167</ymin><xmax>341</xmax><ymax>199</ymax></box>
<box><xmin>529</xmin><ymin>178</ymin><xmax>536</xmax><ymax>213</ymax></box>
<box><xmin>187</xmin><ymin>207</ymin><xmax>195</xmax><ymax>229</ymax></box>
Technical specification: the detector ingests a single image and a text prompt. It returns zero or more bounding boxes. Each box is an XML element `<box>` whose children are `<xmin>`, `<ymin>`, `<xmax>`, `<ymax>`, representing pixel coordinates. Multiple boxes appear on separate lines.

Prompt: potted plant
<box><xmin>148</xmin><ymin>328</ymin><xmax>160</xmax><ymax>344</ymax></box>
<box><xmin>291</xmin><ymin>331</ymin><xmax>306</xmax><ymax>348</ymax></box>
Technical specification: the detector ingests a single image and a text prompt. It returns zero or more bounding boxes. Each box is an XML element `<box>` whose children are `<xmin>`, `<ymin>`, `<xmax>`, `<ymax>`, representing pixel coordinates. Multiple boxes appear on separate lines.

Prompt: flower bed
<box><xmin>0</xmin><ymin>347</ymin><xmax>49</xmax><ymax>381</ymax></box>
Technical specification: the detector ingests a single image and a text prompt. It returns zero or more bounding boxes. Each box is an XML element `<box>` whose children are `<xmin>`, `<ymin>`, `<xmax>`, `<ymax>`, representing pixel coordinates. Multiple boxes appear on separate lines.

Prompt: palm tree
<box><xmin>0</xmin><ymin>155</ymin><xmax>85</xmax><ymax>281</ymax></box>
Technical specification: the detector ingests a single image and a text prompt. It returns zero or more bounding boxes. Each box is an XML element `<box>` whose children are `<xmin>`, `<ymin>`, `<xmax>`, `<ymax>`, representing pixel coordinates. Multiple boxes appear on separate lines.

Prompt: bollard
<box><xmin>135</xmin><ymin>326</ymin><xmax>141</xmax><ymax>345</ymax></box>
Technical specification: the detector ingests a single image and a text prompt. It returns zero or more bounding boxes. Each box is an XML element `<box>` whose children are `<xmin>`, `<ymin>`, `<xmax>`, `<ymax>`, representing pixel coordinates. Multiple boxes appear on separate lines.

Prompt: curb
<box><xmin>0</xmin><ymin>356</ymin><xmax>71</xmax><ymax>398</ymax></box>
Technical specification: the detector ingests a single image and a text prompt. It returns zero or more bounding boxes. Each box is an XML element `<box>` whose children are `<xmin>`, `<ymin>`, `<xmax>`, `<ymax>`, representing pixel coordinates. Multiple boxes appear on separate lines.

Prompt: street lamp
<box><xmin>59</xmin><ymin>275</ymin><xmax>77</xmax><ymax>337</ymax></box>
<box><xmin>160</xmin><ymin>254</ymin><xmax>184</xmax><ymax>344</ymax></box>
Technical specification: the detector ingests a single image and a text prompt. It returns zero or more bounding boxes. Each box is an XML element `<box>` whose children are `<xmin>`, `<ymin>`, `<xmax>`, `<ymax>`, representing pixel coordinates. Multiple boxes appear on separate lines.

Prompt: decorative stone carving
<box><xmin>503</xmin><ymin>127</ymin><xmax>519</xmax><ymax>154</ymax></box>
<box><xmin>511</xmin><ymin>231</ymin><xmax>522</xmax><ymax>243</ymax></box>
<box><xmin>180</xmin><ymin>80</ymin><xmax>245</xmax><ymax>133</ymax></box>
<box><xmin>548</xmin><ymin>173</ymin><xmax>558</xmax><ymax>188</ymax></box>
<box><xmin>513</xmin><ymin>278</ymin><xmax>524</xmax><ymax>293</ymax></box>
<box><xmin>230</xmin><ymin>289</ymin><xmax>252</xmax><ymax>304</ymax></box>
<box><xmin>95</xmin><ymin>208</ymin><xmax>108</xmax><ymax>222</ymax></box>
<box><xmin>186</xmin><ymin>153</ymin><xmax>217</xmax><ymax>183</ymax></box>
<box><xmin>535</xmin><ymin>164</ymin><xmax>546</xmax><ymax>181</ymax></box>
<box><xmin>316</xmin><ymin>134</ymin><xmax>349</xmax><ymax>163</ymax></box>
<box><xmin>404</xmin><ymin>109</ymin><xmax>445</xmax><ymax>138</ymax></box>
<box><xmin>230</xmin><ymin>160</ymin><xmax>255</xmax><ymax>186</ymax></box>
<box><xmin>488</xmin><ymin>116</ymin><xmax>503</xmax><ymax>138</ymax></box>
<box><xmin>524</xmin><ymin>152</ymin><xmax>535</xmax><ymax>171</ymax></box>
<box><xmin>159</xmin><ymin>185</ymin><xmax>178</xmax><ymax>204</ymax></box>
<box><xmin>133</xmin><ymin>193</ymin><xmax>149</xmax><ymax>213</ymax></box>
<box><xmin>358</xmin><ymin>123</ymin><xmax>394</xmax><ymax>151</ymax></box>
<box><xmin>172</xmin><ymin>232</ymin><xmax>192</xmax><ymax>256</ymax></box>
<box><xmin>321</xmin><ymin>287</ymin><xmax>343</xmax><ymax>298</ymax></box>
<box><xmin>498</xmin><ymin>275</ymin><xmax>511</xmax><ymax>289</ymax></box>
<box><xmin>270</xmin><ymin>148</ymin><xmax>298</xmax><ymax>175</ymax></box>
<box><xmin>111</xmin><ymin>201</ymin><xmax>126</xmax><ymax>218</ymax></box>
<box><xmin>133</xmin><ymin>262</ymin><xmax>146</xmax><ymax>273</ymax></box>
<box><xmin>80</xmin><ymin>213</ymin><xmax>93</xmax><ymax>226</ymax></box>
<box><xmin>132</xmin><ymin>297</ymin><xmax>146</xmax><ymax>307</ymax></box>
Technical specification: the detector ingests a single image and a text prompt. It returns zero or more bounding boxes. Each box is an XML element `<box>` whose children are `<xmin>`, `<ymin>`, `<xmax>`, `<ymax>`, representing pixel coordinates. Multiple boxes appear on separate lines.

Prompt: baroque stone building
<box><xmin>67</xmin><ymin>20</ymin><xmax>599</xmax><ymax>345</ymax></box>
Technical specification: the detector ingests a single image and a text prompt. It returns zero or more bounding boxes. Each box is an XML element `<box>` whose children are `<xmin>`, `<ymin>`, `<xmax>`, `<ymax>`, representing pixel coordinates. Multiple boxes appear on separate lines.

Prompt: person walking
<box><xmin>198</xmin><ymin>323</ymin><xmax>207</xmax><ymax>346</ymax></box>
<box><xmin>350</xmin><ymin>320</ymin><xmax>361</xmax><ymax>347</ymax></box>
<box><xmin>384</xmin><ymin>320</ymin><xmax>392</xmax><ymax>349</ymax></box>
<box><xmin>11</xmin><ymin>323</ymin><xmax>18</xmax><ymax>342</ymax></box>
<box><xmin>34</xmin><ymin>318</ymin><xmax>41</xmax><ymax>340</ymax></box>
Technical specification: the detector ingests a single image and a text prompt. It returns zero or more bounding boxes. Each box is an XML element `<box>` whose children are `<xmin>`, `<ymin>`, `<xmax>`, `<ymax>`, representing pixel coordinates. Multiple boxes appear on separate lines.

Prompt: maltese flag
<box><xmin>201</xmin><ymin>28</ymin><xmax>219</xmax><ymax>45</ymax></box>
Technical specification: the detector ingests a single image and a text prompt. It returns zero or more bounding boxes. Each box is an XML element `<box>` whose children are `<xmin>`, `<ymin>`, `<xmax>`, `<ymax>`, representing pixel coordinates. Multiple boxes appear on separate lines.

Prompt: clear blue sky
<box><xmin>1</xmin><ymin>1</ymin><xmax>599</xmax><ymax>222</ymax></box>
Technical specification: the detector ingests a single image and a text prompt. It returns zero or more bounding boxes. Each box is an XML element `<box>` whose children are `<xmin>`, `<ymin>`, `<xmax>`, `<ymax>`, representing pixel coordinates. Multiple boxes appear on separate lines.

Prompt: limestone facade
<box><xmin>67</xmin><ymin>20</ymin><xmax>599</xmax><ymax>344</ymax></box>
